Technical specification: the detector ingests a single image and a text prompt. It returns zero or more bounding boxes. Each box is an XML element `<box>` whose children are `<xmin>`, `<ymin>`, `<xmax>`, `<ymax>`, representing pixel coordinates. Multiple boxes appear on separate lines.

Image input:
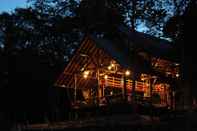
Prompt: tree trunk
<box><xmin>130</xmin><ymin>0</ymin><xmax>136</xmax><ymax>32</ymax></box>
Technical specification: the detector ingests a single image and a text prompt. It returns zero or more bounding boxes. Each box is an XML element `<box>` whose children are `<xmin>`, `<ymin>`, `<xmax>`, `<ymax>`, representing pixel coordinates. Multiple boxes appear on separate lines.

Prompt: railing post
<box><xmin>123</xmin><ymin>76</ymin><xmax>127</xmax><ymax>102</ymax></box>
<box><xmin>74</xmin><ymin>74</ymin><xmax>77</xmax><ymax>103</ymax></box>
<box><xmin>97</xmin><ymin>69</ymin><xmax>100</xmax><ymax>105</ymax></box>
<box><xmin>132</xmin><ymin>71</ymin><xmax>137</xmax><ymax>103</ymax></box>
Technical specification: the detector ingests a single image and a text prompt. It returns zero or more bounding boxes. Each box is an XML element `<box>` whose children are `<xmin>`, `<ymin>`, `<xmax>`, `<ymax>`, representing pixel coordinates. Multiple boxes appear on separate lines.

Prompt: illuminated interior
<box><xmin>55</xmin><ymin>36</ymin><xmax>180</xmax><ymax>107</ymax></box>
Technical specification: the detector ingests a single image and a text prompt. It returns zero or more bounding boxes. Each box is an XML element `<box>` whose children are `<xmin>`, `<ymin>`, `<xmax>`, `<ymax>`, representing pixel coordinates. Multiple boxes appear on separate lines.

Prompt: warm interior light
<box><xmin>125</xmin><ymin>70</ymin><xmax>130</xmax><ymax>76</ymax></box>
<box><xmin>166</xmin><ymin>72</ymin><xmax>171</xmax><ymax>75</ymax></box>
<box><xmin>104</xmin><ymin>75</ymin><xmax>108</xmax><ymax>79</ymax></box>
<box><xmin>108</xmin><ymin>66</ymin><xmax>112</xmax><ymax>70</ymax></box>
<box><xmin>175</xmin><ymin>63</ymin><xmax>180</xmax><ymax>66</ymax></box>
<box><xmin>111</xmin><ymin>63</ymin><xmax>115</xmax><ymax>67</ymax></box>
<box><xmin>83</xmin><ymin>70</ymin><xmax>89</xmax><ymax>78</ymax></box>
<box><xmin>83</xmin><ymin>74</ymin><xmax>88</xmax><ymax>79</ymax></box>
<box><xmin>84</xmin><ymin>71</ymin><xmax>89</xmax><ymax>75</ymax></box>
<box><xmin>176</xmin><ymin>73</ymin><xmax>180</xmax><ymax>77</ymax></box>
<box><xmin>141</xmin><ymin>74</ymin><xmax>145</xmax><ymax>81</ymax></box>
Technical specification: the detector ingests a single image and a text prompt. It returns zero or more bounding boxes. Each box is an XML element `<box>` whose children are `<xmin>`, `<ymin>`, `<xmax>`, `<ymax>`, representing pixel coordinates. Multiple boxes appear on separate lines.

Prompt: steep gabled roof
<box><xmin>91</xmin><ymin>24</ymin><xmax>176</xmax><ymax>69</ymax></box>
<box><xmin>55</xmin><ymin>25</ymin><xmax>178</xmax><ymax>88</ymax></box>
<box><xmin>118</xmin><ymin>25</ymin><xmax>176</xmax><ymax>60</ymax></box>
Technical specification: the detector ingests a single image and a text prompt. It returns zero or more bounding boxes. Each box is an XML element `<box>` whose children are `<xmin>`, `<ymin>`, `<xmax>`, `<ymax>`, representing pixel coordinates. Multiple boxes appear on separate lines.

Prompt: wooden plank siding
<box><xmin>54</xmin><ymin>35</ymin><xmax>177</xmax><ymax>107</ymax></box>
<box><xmin>55</xmin><ymin>36</ymin><xmax>108</xmax><ymax>89</ymax></box>
<box><xmin>55</xmin><ymin>36</ymin><xmax>152</xmax><ymax>92</ymax></box>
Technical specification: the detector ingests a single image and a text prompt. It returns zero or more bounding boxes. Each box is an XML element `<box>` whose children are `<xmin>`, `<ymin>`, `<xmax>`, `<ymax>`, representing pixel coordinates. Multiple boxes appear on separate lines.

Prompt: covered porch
<box><xmin>55</xmin><ymin>35</ymin><xmax>179</xmax><ymax>110</ymax></box>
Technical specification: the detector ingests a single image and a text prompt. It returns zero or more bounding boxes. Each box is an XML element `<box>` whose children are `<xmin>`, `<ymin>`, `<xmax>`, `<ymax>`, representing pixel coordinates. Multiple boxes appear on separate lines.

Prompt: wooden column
<box><xmin>74</xmin><ymin>74</ymin><xmax>77</xmax><ymax>103</ymax></box>
<box><xmin>123</xmin><ymin>76</ymin><xmax>127</xmax><ymax>102</ymax></box>
<box><xmin>131</xmin><ymin>71</ymin><xmax>137</xmax><ymax>103</ymax></box>
<box><xmin>132</xmin><ymin>79</ymin><xmax>136</xmax><ymax>102</ymax></box>
<box><xmin>97</xmin><ymin>69</ymin><xmax>100</xmax><ymax>105</ymax></box>
<box><xmin>149</xmin><ymin>77</ymin><xmax>155</xmax><ymax>105</ymax></box>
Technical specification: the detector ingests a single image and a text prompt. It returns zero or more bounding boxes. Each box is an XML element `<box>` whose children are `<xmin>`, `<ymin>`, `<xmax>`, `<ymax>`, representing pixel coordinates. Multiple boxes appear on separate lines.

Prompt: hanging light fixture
<box><xmin>108</xmin><ymin>61</ymin><xmax>116</xmax><ymax>71</ymax></box>
<box><xmin>84</xmin><ymin>70</ymin><xmax>89</xmax><ymax>75</ymax></box>
<box><xmin>125</xmin><ymin>70</ymin><xmax>130</xmax><ymax>76</ymax></box>
<box><xmin>111</xmin><ymin>63</ymin><xmax>115</xmax><ymax>67</ymax></box>
<box><xmin>176</xmin><ymin>73</ymin><xmax>180</xmax><ymax>78</ymax></box>
<box><xmin>83</xmin><ymin>74</ymin><xmax>88</xmax><ymax>79</ymax></box>
<box><xmin>83</xmin><ymin>70</ymin><xmax>90</xmax><ymax>79</ymax></box>
<box><xmin>141</xmin><ymin>74</ymin><xmax>147</xmax><ymax>81</ymax></box>
<box><xmin>104</xmin><ymin>75</ymin><xmax>108</xmax><ymax>79</ymax></box>
<box><xmin>108</xmin><ymin>66</ymin><xmax>112</xmax><ymax>70</ymax></box>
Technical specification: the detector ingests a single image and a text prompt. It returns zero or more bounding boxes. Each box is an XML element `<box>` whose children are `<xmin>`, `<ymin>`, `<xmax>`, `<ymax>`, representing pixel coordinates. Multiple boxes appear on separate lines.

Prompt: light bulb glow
<box><xmin>176</xmin><ymin>73</ymin><xmax>179</xmax><ymax>77</ymax></box>
<box><xmin>111</xmin><ymin>63</ymin><xmax>115</xmax><ymax>67</ymax></box>
<box><xmin>84</xmin><ymin>71</ymin><xmax>89</xmax><ymax>75</ymax></box>
<box><xmin>104</xmin><ymin>75</ymin><xmax>108</xmax><ymax>79</ymax></box>
<box><xmin>83</xmin><ymin>74</ymin><xmax>88</xmax><ymax>79</ymax></box>
<box><xmin>125</xmin><ymin>70</ymin><xmax>130</xmax><ymax>76</ymax></box>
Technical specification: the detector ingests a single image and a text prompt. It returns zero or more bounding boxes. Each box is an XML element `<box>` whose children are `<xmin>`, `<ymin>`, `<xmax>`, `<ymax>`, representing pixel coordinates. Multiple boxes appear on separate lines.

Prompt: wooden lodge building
<box><xmin>55</xmin><ymin>25</ymin><xmax>180</xmax><ymax>109</ymax></box>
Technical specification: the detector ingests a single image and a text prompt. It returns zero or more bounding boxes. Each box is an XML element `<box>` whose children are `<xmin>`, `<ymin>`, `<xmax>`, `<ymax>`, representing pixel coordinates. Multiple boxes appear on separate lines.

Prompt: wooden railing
<box><xmin>100</xmin><ymin>76</ymin><xmax>145</xmax><ymax>92</ymax></box>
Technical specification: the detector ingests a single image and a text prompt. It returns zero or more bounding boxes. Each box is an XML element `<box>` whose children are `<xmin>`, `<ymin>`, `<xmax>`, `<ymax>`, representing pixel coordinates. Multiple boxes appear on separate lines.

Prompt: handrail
<box><xmin>100</xmin><ymin>76</ymin><xmax>145</xmax><ymax>92</ymax></box>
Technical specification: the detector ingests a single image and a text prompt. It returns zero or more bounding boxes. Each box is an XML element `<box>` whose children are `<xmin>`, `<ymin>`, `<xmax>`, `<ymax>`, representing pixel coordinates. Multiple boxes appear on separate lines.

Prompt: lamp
<box><xmin>108</xmin><ymin>66</ymin><xmax>112</xmax><ymax>70</ymax></box>
<box><xmin>83</xmin><ymin>74</ymin><xmax>88</xmax><ymax>79</ymax></box>
<box><xmin>104</xmin><ymin>75</ymin><xmax>108</xmax><ymax>79</ymax></box>
<box><xmin>125</xmin><ymin>70</ymin><xmax>130</xmax><ymax>76</ymax></box>
<box><xmin>83</xmin><ymin>70</ymin><xmax>90</xmax><ymax>79</ymax></box>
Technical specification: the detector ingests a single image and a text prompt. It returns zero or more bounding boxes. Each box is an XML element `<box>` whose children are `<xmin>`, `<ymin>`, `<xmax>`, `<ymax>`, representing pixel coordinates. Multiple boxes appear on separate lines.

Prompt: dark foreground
<box><xmin>14</xmin><ymin>111</ymin><xmax>197</xmax><ymax>131</ymax></box>
<box><xmin>2</xmin><ymin>103</ymin><xmax>197</xmax><ymax>131</ymax></box>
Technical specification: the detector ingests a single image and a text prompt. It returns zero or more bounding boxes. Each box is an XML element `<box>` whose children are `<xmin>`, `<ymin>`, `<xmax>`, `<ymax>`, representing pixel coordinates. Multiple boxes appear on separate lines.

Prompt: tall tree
<box><xmin>0</xmin><ymin>7</ymin><xmax>83</xmax><ymax>124</ymax></box>
<box><xmin>28</xmin><ymin>0</ymin><xmax>169</xmax><ymax>35</ymax></box>
<box><xmin>164</xmin><ymin>0</ymin><xmax>197</xmax><ymax>109</ymax></box>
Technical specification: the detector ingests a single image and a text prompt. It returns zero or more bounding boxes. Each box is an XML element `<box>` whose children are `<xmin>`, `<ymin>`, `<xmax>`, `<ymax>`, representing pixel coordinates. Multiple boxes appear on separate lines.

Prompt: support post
<box><xmin>132</xmin><ymin>71</ymin><xmax>137</xmax><ymax>103</ymax></box>
<box><xmin>150</xmin><ymin>78</ymin><xmax>153</xmax><ymax>105</ymax></box>
<box><xmin>74</xmin><ymin>74</ymin><xmax>77</xmax><ymax>103</ymax></box>
<box><xmin>123</xmin><ymin>76</ymin><xmax>127</xmax><ymax>102</ymax></box>
<box><xmin>132</xmin><ymin>79</ymin><xmax>136</xmax><ymax>102</ymax></box>
<box><xmin>97</xmin><ymin>69</ymin><xmax>100</xmax><ymax>105</ymax></box>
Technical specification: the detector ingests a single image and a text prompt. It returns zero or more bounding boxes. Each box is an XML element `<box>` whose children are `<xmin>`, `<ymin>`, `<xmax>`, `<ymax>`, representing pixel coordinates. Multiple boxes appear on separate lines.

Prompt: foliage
<box><xmin>163</xmin><ymin>0</ymin><xmax>197</xmax><ymax>102</ymax></box>
<box><xmin>27</xmin><ymin>0</ymin><xmax>181</xmax><ymax>36</ymax></box>
<box><xmin>0</xmin><ymin>0</ymin><xmax>193</xmax><ymax>124</ymax></box>
<box><xmin>0</xmin><ymin>7</ymin><xmax>83</xmax><ymax>123</ymax></box>
<box><xmin>163</xmin><ymin>0</ymin><xmax>190</xmax><ymax>40</ymax></box>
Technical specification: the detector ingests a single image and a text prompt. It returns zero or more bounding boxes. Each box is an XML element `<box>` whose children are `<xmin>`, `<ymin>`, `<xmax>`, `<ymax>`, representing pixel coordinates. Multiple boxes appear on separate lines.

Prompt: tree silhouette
<box><xmin>0</xmin><ymin>7</ymin><xmax>83</xmax><ymax>126</ymax></box>
<box><xmin>164</xmin><ymin>0</ymin><xmax>197</xmax><ymax>108</ymax></box>
<box><xmin>28</xmin><ymin>0</ymin><xmax>178</xmax><ymax>36</ymax></box>
<box><xmin>0</xmin><ymin>0</ymin><xmax>194</xmax><ymax>127</ymax></box>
